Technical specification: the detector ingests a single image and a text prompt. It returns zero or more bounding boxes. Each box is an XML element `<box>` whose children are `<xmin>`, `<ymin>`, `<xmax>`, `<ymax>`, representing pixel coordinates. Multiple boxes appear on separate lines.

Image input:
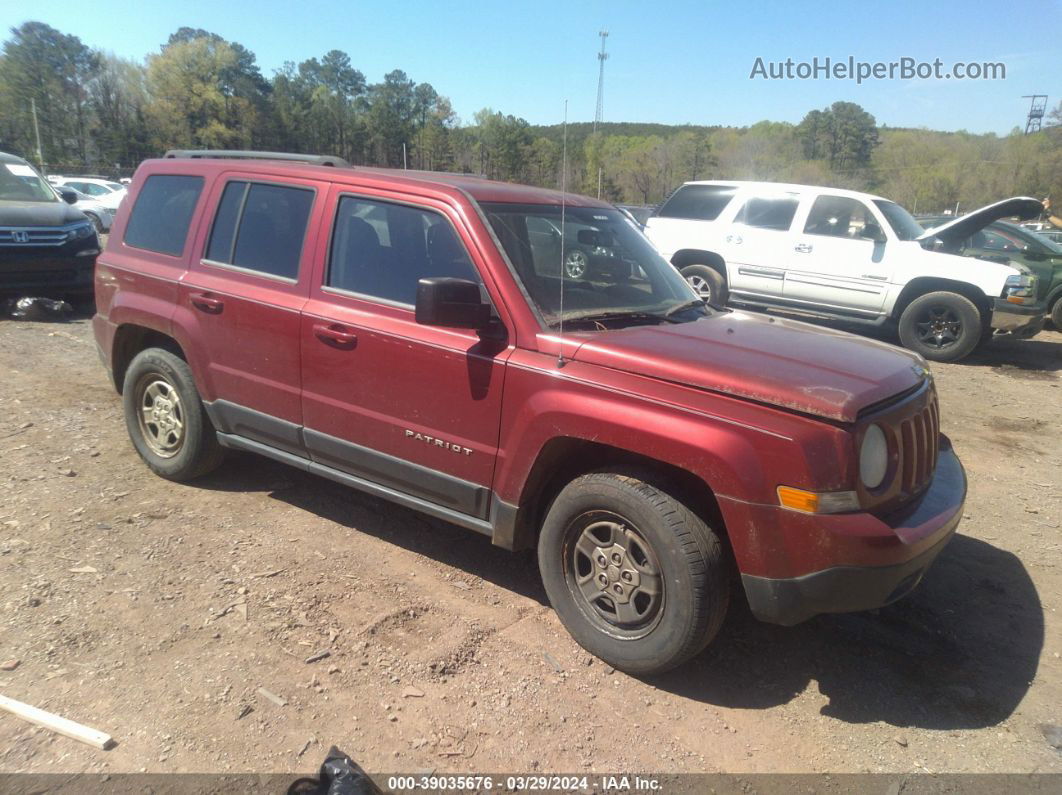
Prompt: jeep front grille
<box><xmin>898</xmin><ymin>392</ymin><xmax>939</xmax><ymax>496</ymax></box>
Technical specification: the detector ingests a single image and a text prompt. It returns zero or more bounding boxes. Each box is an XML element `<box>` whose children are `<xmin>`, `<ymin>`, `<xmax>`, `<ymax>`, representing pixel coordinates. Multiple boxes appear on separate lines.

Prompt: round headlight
<box><xmin>859</xmin><ymin>424</ymin><xmax>888</xmax><ymax>490</ymax></box>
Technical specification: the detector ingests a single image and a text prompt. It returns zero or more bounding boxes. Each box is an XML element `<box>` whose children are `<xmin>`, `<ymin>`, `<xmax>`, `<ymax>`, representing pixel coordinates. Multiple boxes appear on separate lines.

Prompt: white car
<box><xmin>52</xmin><ymin>186</ymin><xmax>114</xmax><ymax>233</ymax></box>
<box><xmin>47</xmin><ymin>176</ymin><xmax>127</xmax><ymax>211</ymax></box>
<box><xmin>643</xmin><ymin>181</ymin><xmax>1045</xmax><ymax>362</ymax></box>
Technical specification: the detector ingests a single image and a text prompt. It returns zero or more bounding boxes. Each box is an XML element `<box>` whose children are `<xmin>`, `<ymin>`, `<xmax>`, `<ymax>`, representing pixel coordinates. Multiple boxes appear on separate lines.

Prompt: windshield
<box><xmin>481</xmin><ymin>203</ymin><xmax>701</xmax><ymax>327</ymax></box>
<box><xmin>873</xmin><ymin>200</ymin><xmax>924</xmax><ymax>241</ymax></box>
<box><xmin>998</xmin><ymin>222</ymin><xmax>1062</xmax><ymax>256</ymax></box>
<box><xmin>1</xmin><ymin>162</ymin><xmax>58</xmax><ymax>203</ymax></box>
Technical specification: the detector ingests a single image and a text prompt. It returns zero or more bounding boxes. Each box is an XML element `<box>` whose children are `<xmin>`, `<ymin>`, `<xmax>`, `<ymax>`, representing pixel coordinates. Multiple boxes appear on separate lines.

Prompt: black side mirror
<box><xmin>58</xmin><ymin>187</ymin><xmax>78</xmax><ymax>205</ymax></box>
<box><xmin>415</xmin><ymin>277</ymin><xmax>491</xmax><ymax>329</ymax></box>
<box><xmin>864</xmin><ymin>223</ymin><xmax>886</xmax><ymax>244</ymax></box>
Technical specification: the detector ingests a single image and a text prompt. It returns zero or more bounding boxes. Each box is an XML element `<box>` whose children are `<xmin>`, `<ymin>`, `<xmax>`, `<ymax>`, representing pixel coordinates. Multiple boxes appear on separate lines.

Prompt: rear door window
<box><xmin>656</xmin><ymin>184</ymin><xmax>736</xmax><ymax>221</ymax></box>
<box><xmin>124</xmin><ymin>174</ymin><xmax>204</xmax><ymax>256</ymax></box>
<box><xmin>204</xmin><ymin>181</ymin><xmax>314</xmax><ymax>280</ymax></box>
<box><xmin>734</xmin><ymin>196</ymin><xmax>800</xmax><ymax>231</ymax></box>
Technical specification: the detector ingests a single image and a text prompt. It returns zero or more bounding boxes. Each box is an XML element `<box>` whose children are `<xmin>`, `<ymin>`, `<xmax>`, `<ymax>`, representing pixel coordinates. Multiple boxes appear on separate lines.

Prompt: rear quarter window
<box><xmin>124</xmin><ymin>175</ymin><xmax>204</xmax><ymax>256</ymax></box>
<box><xmin>657</xmin><ymin>184</ymin><xmax>736</xmax><ymax>221</ymax></box>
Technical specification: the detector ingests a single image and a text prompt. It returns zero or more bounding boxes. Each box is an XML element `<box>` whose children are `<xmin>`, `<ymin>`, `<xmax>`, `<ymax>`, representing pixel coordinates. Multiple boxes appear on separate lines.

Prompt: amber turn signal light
<box><xmin>777</xmin><ymin>486</ymin><xmax>861</xmax><ymax>514</ymax></box>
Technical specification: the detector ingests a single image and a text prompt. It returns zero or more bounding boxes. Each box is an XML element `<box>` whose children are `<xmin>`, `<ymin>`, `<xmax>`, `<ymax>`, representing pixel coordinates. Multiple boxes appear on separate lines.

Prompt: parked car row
<box><xmin>643</xmin><ymin>181</ymin><xmax>1049</xmax><ymax>361</ymax></box>
<box><xmin>47</xmin><ymin>175</ymin><xmax>127</xmax><ymax>211</ymax></box>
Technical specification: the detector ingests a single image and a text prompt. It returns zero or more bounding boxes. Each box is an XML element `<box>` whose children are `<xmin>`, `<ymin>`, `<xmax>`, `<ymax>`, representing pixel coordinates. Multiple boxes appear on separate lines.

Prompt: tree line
<box><xmin>1</xmin><ymin>20</ymin><xmax>1060</xmax><ymax>215</ymax></box>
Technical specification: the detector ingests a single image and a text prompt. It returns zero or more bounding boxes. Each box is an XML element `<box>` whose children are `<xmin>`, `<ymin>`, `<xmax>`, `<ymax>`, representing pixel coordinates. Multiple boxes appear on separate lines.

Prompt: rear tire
<box><xmin>680</xmin><ymin>264</ymin><xmax>728</xmax><ymax>308</ymax></box>
<box><xmin>538</xmin><ymin>470</ymin><xmax>729</xmax><ymax>675</ymax></box>
<box><xmin>122</xmin><ymin>348</ymin><xmax>224</xmax><ymax>481</ymax></box>
<box><xmin>897</xmin><ymin>291</ymin><xmax>982</xmax><ymax>362</ymax></box>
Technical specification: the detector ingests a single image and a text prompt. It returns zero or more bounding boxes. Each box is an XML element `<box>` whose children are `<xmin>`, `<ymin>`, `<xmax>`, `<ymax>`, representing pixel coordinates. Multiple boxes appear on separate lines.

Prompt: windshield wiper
<box><xmin>663</xmin><ymin>299</ymin><xmax>708</xmax><ymax>318</ymax></box>
<box><xmin>550</xmin><ymin>310</ymin><xmax>678</xmax><ymax>328</ymax></box>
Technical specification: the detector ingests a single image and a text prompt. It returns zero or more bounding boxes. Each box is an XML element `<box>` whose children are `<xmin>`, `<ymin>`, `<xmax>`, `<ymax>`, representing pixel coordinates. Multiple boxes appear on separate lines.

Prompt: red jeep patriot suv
<box><xmin>93</xmin><ymin>151</ymin><xmax>967</xmax><ymax>674</ymax></box>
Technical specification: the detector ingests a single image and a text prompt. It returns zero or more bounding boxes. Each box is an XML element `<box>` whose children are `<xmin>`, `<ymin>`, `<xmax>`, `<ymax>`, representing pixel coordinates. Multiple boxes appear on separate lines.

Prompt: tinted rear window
<box><xmin>204</xmin><ymin>181</ymin><xmax>314</xmax><ymax>280</ymax></box>
<box><xmin>735</xmin><ymin>196</ymin><xmax>799</xmax><ymax>231</ymax></box>
<box><xmin>124</xmin><ymin>175</ymin><xmax>204</xmax><ymax>256</ymax></box>
<box><xmin>657</xmin><ymin>184</ymin><xmax>736</xmax><ymax>221</ymax></box>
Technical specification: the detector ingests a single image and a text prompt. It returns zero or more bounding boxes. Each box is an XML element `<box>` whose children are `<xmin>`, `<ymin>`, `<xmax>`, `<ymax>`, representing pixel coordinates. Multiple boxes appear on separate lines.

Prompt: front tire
<box><xmin>538</xmin><ymin>470</ymin><xmax>729</xmax><ymax>675</ymax></box>
<box><xmin>897</xmin><ymin>291</ymin><xmax>982</xmax><ymax>362</ymax></box>
<box><xmin>122</xmin><ymin>348</ymin><xmax>224</xmax><ymax>481</ymax></box>
<box><xmin>1051</xmin><ymin>296</ymin><xmax>1062</xmax><ymax>330</ymax></box>
<box><xmin>680</xmin><ymin>264</ymin><xmax>728</xmax><ymax>308</ymax></box>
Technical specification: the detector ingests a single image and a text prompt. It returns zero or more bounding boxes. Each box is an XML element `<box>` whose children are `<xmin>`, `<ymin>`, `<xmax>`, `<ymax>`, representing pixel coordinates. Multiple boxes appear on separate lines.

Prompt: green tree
<box><xmin>365</xmin><ymin>70</ymin><xmax>418</xmax><ymax>167</ymax></box>
<box><xmin>797</xmin><ymin>101</ymin><xmax>879</xmax><ymax>173</ymax></box>
<box><xmin>146</xmin><ymin>36</ymin><xmax>252</xmax><ymax>149</ymax></box>
<box><xmin>89</xmin><ymin>54</ymin><xmax>153</xmax><ymax>168</ymax></box>
<box><xmin>0</xmin><ymin>21</ymin><xmax>100</xmax><ymax>166</ymax></box>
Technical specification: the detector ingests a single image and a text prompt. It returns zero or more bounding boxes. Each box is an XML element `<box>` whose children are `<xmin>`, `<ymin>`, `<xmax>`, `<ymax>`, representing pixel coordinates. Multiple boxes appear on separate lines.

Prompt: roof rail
<box><xmin>163</xmin><ymin>150</ymin><xmax>350</xmax><ymax>168</ymax></box>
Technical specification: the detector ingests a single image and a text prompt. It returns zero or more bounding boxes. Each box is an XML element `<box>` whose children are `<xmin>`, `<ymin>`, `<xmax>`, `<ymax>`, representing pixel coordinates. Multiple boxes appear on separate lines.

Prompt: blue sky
<box><xmin>3</xmin><ymin>0</ymin><xmax>1059</xmax><ymax>134</ymax></box>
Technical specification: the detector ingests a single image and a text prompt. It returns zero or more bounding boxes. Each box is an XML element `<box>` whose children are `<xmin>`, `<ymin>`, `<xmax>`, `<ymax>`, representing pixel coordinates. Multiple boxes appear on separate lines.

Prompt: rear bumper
<box><xmin>991</xmin><ymin>298</ymin><xmax>1045</xmax><ymax>337</ymax></box>
<box><xmin>740</xmin><ymin>441</ymin><xmax>966</xmax><ymax>626</ymax></box>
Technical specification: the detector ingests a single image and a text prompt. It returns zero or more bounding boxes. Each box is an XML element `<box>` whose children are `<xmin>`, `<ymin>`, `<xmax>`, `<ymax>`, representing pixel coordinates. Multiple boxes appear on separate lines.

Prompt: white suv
<box><xmin>643</xmin><ymin>181</ymin><xmax>1045</xmax><ymax>362</ymax></box>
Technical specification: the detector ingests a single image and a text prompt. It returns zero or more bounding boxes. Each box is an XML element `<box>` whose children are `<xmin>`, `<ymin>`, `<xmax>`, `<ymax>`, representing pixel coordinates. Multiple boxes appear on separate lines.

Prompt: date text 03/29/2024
<box><xmin>386</xmin><ymin>774</ymin><xmax>662</xmax><ymax>791</ymax></box>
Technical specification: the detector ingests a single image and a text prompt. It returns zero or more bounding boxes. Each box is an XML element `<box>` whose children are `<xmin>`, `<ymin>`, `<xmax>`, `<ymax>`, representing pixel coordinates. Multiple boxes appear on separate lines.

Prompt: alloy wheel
<box><xmin>687</xmin><ymin>275</ymin><xmax>712</xmax><ymax>301</ymax></box>
<box><xmin>563</xmin><ymin>510</ymin><xmax>665</xmax><ymax>638</ymax></box>
<box><xmin>135</xmin><ymin>375</ymin><xmax>186</xmax><ymax>458</ymax></box>
<box><xmin>915</xmin><ymin>305</ymin><xmax>963</xmax><ymax>349</ymax></box>
<box><xmin>564</xmin><ymin>250</ymin><xmax>589</xmax><ymax>279</ymax></box>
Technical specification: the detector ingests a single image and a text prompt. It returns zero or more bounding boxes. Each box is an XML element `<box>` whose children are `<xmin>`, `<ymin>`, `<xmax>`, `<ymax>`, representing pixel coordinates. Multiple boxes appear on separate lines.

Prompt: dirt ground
<box><xmin>0</xmin><ymin>311</ymin><xmax>1059</xmax><ymax>778</ymax></box>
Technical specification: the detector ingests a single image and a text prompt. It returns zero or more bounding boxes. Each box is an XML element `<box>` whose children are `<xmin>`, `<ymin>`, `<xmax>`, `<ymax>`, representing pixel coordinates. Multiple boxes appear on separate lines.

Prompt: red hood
<box><xmin>568</xmin><ymin>311</ymin><xmax>928</xmax><ymax>422</ymax></box>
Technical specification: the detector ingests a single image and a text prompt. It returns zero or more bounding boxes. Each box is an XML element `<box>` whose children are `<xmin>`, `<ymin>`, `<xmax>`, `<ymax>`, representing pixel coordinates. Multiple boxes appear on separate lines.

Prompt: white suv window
<box><xmin>734</xmin><ymin>196</ymin><xmax>799</xmax><ymax>231</ymax></box>
<box><xmin>657</xmin><ymin>184</ymin><xmax>736</xmax><ymax>221</ymax></box>
<box><xmin>803</xmin><ymin>195</ymin><xmax>879</xmax><ymax>240</ymax></box>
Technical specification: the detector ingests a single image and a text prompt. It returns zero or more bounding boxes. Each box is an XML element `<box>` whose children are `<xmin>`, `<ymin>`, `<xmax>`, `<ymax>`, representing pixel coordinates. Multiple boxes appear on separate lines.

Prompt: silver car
<box><xmin>55</xmin><ymin>187</ymin><xmax>114</xmax><ymax>233</ymax></box>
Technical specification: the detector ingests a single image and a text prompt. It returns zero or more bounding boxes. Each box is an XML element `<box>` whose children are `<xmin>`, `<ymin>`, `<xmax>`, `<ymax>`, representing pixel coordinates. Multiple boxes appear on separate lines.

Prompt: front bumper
<box><xmin>741</xmin><ymin>441</ymin><xmax>966</xmax><ymax>626</ymax></box>
<box><xmin>990</xmin><ymin>298</ymin><xmax>1046</xmax><ymax>337</ymax></box>
<box><xmin>0</xmin><ymin>237</ymin><xmax>99</xmax><ymax>298</ymax></box>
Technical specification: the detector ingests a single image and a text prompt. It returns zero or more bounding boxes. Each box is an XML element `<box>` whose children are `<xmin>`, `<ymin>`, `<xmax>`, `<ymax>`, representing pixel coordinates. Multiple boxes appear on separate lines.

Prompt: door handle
<box><xmin>313</xmin><ymin>323</ymin><xmax>357</xmax><ymax>348</ymax></box>
<box><xmin>794</xmin><ymin>243</ymin><xmax>813</xmax><ymax>253</ymax></box>
<box><xmin>190</xmin><ymin>292</ymin><xmax>224</xmax><ymax>312</ymax></box>
<box><xmin>725</xmin><ymin>234</ymin><xmax>743</xmax><ymax>245</ymax></box>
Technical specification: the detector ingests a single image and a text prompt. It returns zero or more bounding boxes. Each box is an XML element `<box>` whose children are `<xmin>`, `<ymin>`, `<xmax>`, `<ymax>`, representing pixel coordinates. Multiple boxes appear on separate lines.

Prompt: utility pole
<box><xmin>594</xmin><ymin>30</ymin><xmax>609</xmax><ymax>197</ymax></box>
<box><xmin>30</xmin><ymin>99</ymin><xmax>44</xmax><ymax>170</ymax></box>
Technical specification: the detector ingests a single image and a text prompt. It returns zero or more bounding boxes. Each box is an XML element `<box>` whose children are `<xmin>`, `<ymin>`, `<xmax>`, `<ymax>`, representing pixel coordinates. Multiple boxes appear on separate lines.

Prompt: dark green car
<box><xmin>920</xmin><ymin>216</ymin><xmax>1062</xmax><ymax>329</ymax></box>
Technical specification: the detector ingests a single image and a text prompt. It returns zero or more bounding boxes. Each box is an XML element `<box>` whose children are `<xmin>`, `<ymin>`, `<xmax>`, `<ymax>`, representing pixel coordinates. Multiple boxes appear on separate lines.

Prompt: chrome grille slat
<box><xmin>0</xmin><ymin>226</ymin><xmax>74</xmax><ymax>247</ymax></box>
<box><xmin>900</xmin><ymin>420</ymin><xmax>915</xmax><ymax>492</ymax></box>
